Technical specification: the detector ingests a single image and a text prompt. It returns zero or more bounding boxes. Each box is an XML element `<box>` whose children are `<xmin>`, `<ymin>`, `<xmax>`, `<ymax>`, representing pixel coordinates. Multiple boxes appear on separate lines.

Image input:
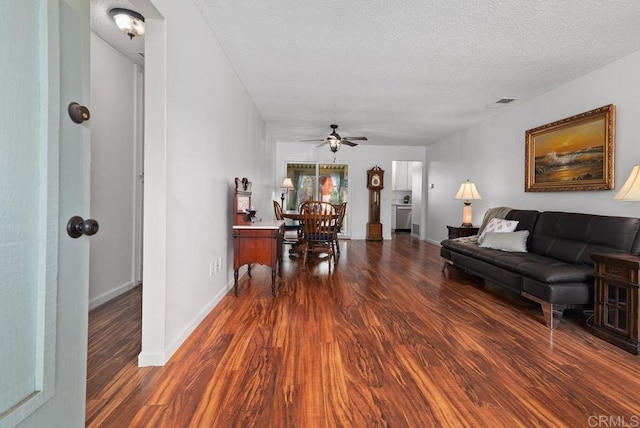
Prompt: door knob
<box><xmin>66</xmin><ymin>216</ymin><xmax>99</xmax><ymax>238</ymax></box>
<box><xmin>68</xmin><ymin>102</ymin><xmax>90</xmax><ymax>123</ymax></box>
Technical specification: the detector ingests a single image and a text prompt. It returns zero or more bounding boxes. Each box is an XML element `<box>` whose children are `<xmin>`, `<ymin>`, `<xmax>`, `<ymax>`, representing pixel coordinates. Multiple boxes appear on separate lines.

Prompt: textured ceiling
<box><xmin>91</xmin><ymin>0</ymin><xmax>145</xmax><ymax>66</ymax></box>
<box><xmin>93</xmin><ymin>1</ymin><xmax>640</xmax><ymax>147</ymax></box>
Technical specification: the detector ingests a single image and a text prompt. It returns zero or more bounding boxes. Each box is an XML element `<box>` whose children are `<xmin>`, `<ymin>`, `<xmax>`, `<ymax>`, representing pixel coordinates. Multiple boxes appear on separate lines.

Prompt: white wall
<box><xmin>277</xmin><ymin>143</ymin><xmax>425</xmax><ymax>240</ymax></box>
<box><xmin>425</xmin><ymin>49</ymin><xmax>640</xmax><ymax>244</ymax></box>
<box><xmin>139</xmin><ymin>0</ymin><xmax>276</xmax><ymax>365</ymax></box>
<box><xmin>410</xmin><ymin>161</ymin><xmax>423</xmax><ymax>238</ymax></box>
<box><xmin>89</xmin><ymin>32</ymin><xmax>138</xmax><ymax>309</ymax></box>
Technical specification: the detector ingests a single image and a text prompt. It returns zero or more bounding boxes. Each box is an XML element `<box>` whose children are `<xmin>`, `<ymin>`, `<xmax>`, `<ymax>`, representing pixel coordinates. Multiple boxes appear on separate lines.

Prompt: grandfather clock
<box><xmin>366</xmin><ymin>166</ymin><xmax>384</xmax><ymax>241</ymax></box>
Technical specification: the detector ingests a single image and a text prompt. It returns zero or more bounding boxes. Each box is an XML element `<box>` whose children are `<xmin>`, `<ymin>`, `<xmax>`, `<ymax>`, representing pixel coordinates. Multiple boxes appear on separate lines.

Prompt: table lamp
<box><xmin>454</xmin><ymin>179</ymin><xmax>482</xmax><ymax>227</ymax></box>
<box><xmin>614</xmin><ymin>165</ymin><xmax>640</xmax><ymax>255</ymax></box>
<box><xmin>613</xmin><ymin>165</ymin><xmax>640</xmax><ymax>201</ymax></box>
<box><xmin>281</xmin><ymin>177</ymin><xmax>294</xmax><ymax>208</ymax></box>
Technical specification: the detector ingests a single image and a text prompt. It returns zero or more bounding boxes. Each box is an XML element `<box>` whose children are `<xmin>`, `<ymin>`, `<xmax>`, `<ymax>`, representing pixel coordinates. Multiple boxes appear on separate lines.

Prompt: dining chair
<box><xmin>273</xmin><ymin>200</ymin><xmax>301</xmax><ymax>245</ymax></box>
<box><xmin>332</xmin><ymin>202</ymin><xmax>347</xmax><ymax>257</ymax></box>
<box><xmin>299</xmin><ymin>201</ymin><xmax>337</xmax><ymax>271</ymax></box>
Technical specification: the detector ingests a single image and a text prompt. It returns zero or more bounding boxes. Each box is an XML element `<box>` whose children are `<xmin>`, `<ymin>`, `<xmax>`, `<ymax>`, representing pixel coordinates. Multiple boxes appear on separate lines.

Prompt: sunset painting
<box><xmin>533</xmin><ymin>119</ymin><xmax>605</xmax><ymax>183</ymax></box>
<box><xmin>525</xmin><ymin>105</ymin><xmax>615</xmax><ymax>192</ymax></box>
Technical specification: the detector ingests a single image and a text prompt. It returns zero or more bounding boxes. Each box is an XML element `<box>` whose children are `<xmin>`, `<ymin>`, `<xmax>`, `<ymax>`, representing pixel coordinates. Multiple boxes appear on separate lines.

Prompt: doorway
<box><xmin>391</xmin><ymin>161</ymin><xmax>423</xmax><ymax>239</ymax></box>
<box><xmin>88</xmin><ymin>32</ymin><xmax>145</xmax><ymax>310</ymax></box>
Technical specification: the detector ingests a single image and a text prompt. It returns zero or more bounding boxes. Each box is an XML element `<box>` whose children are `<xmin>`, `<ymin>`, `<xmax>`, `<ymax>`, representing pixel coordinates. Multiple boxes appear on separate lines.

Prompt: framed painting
<box><xmin>525</xmin><ymin>104</ymin><xmax>615</xmax><ymax>192</ymax></box>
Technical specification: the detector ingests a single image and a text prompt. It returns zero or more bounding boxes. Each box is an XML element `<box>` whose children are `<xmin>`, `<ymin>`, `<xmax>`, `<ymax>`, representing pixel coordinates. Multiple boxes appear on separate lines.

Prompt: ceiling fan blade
<box><xmin>342</xmin><ymin>136</ymin><xmax>367</xmax><ymax>141</ymax></box>
<box><xmin>301</xmin><ymin>139</ymin><xmax>325</xmax><ymax>142</ymax></box>
<box><xmin>316</xmin><ymin>141</ymin><xmax>329</xmax><ymax>148</ymax></box>
<box><xmin>342</xmin><ymin>140</ymin><xmax>358</xmax><ymax>147</ymax></box>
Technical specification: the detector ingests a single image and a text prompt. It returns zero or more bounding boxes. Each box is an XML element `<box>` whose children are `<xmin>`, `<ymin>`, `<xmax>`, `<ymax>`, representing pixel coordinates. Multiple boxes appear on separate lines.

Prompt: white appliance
<box><xmin>395</xmin><ymin>205</ymin><xmax>412</xmax><ymax>230</ymax></box>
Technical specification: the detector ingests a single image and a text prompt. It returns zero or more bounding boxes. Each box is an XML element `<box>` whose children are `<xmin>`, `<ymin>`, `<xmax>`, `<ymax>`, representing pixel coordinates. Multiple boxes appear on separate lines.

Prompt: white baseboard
<box><xmin>137</xmin><ymin>283</ymin><xmax>231</xmax><ymax>367</ymax></box>
<box><xmin>89</xmin><ymin>280</ymin><xmax>135</xmax><ymax>310</ymax></box>
<box><xmin>137</xmin><ymin>351</ymin><xmax>165</xmax><ymax>367</ymax></box>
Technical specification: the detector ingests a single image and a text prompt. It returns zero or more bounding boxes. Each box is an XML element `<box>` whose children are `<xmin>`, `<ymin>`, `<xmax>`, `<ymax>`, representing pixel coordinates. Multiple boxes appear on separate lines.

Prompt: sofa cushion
<box><xmin>442</xmin><ymin>239</ymin><xmax>592</xmax><ymax>283</ymax></box>
<box><xmin>522</xmin><ymin>277</ymin><xmax>592</xmax><ymax>305</ymax></box>
<box><xmin>479</xmin><ymin>231</ymin><xmax>529</xmax><ymax>252</ymax></box>
<box><xmin>446</xmin><ymin>250</ymin><xmax>524</xmax><ymax>292</ymax></box>
<box><xmin>530</xmin><ymin>211</ymin><xmax>640</xmax><ymax>265</ymax></box>
<box><xmin>505</xmin><ymin>210</ymin><xmax>540</xmax><ymax>233</ymax></box>
<box><xmin>512</xmin><ymin>258</ymin><xmax>593</xmax><ymax>283</ymax></box>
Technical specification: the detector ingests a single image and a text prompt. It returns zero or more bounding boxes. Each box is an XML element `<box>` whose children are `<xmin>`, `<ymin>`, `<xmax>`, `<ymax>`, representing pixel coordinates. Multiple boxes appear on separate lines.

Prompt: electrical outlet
<box><xmin>216</xmin><ymin>256</ymin><xmax>222</xmax><ymax>272</ymax></box>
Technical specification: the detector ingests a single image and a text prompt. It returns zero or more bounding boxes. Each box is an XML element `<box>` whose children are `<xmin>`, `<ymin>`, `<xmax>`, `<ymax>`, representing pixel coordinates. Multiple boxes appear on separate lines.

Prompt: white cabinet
<box><xmin>392</xmin><ymin>161</ymin><xmax>412</xmax><ymax>191</ymax></box>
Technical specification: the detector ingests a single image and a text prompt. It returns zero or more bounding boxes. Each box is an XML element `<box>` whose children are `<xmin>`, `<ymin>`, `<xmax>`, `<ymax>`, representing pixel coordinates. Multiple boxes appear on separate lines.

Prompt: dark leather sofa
<box><xmin>440</xmin><ymin>210</ymin><xmax>640</xmax><ymax>328</ymax></box>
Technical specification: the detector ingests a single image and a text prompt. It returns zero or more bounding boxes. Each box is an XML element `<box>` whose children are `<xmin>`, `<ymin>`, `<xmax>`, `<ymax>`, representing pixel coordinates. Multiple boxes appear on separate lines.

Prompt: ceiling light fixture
<box><xmin>328</xmin><ymin>138</ymin><xmax>340</xmax><ymax>153</ymax></box>
<box><xmin>110</xmin><ymin>8</ymin><xmax>145</xmax><ymax>40</ymax></box>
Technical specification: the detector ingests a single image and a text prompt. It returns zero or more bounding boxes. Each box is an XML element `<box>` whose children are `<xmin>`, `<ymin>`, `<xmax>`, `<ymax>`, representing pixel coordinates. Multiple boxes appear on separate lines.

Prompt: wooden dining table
<box><xmin>281</xmin><ymin>211</ymin><xmax>339</xmax><ymax>256</ymax></box>
<box><xmin>281</xmin><ymin>212</ymin><xmax>305</xmax><ymax>255</ymax></box>
<box><xmin>282</xmin><ymin>212</ymin><xmax>339</xmax><ymax>221</ymax></box>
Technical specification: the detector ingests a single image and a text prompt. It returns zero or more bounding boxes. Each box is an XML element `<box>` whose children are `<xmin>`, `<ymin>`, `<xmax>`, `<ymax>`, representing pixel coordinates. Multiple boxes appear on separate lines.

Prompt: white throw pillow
<box><xmin>477</xmin><ymin>218</ymin><xmax>519</xmax><ymax>245</ymax></box>
<box><xmin>479</xmin><ymin>230</ymin><xmax>529</xmax><ymax>252</ymax></box>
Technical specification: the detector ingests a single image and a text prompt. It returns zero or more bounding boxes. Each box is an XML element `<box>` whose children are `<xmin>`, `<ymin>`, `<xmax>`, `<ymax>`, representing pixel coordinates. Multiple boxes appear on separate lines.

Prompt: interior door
<box><xmin>0</xmin><ymin>1</ymin><xmax>91</xmax><ymax>427</ymax></box>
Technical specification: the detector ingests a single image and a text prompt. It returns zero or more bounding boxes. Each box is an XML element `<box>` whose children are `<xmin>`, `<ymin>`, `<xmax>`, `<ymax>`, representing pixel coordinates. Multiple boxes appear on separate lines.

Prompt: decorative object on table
<box><xmin>454</xmin><ymin>179</ymin><xmax>482</xmax><ymax>227</ymax></box>
<box><xmin>280</xmin><ymin>177</ymin><xmax>295</xmax><ymax>209</ymax></box>
<box><xmin>234</xmin><ymin>177</ymin><xmax>254</xmax><ymax>225</ymax></box>
<box><xmin>525</xmin><ymin>104</ymin><xmax>615</xmax><ymax>192</ymax></box>
<box><xmin>366</xmin><ymin>166</ymin><xmax>384</xmax><ymax>241</ymax></box>
<box><xmin>403</xmin><ymin>195</ymin><xmax>411</xmax><ymax>204</ymax></box>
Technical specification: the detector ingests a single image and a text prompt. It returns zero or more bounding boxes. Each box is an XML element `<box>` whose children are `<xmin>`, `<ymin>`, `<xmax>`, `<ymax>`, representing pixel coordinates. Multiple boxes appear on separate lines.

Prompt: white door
<box><xmin>0</xmin><ymin>1</ymin><xmax>91</xmax><ymax>427</ymax></box>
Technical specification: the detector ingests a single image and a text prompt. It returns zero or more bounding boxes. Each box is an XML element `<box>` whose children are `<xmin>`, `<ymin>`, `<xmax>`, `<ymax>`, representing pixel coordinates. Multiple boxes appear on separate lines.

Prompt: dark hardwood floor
<box><xmin>86</xmin><ymin>233</ymin><xmax>640</xmax><ymax>427</ymax></box>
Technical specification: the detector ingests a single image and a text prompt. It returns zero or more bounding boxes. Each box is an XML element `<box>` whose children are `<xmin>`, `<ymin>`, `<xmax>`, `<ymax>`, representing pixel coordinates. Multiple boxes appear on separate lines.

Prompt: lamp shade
<box><xmin>454</xmin><ymin>180</ymin><xmax>482</xmax><ymax>201</ymax></box>
<box><xmin>281</xmin><ymin>177</ymin><xmax>294</xmax><ymax>189</ymax></box>
<box><xmin>613</xmin><ymin>165</ymin><xmax>640</xmax><ymax>201</ymax></box>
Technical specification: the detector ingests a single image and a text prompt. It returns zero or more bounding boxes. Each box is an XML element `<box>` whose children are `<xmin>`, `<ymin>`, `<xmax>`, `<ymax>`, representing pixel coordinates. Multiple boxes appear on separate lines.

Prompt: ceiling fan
<box><xmin>302</xmin><ymin>124</ymin><xmax>368</xmax><ymax>153</ymax></box>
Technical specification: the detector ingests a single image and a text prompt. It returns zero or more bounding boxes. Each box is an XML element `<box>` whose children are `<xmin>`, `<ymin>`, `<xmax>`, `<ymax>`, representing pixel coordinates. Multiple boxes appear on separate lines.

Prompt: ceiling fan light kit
<box><xmin>304</xmin><ymin>124</ymin><xmax>368</xmax><ymax>159</ymax></box>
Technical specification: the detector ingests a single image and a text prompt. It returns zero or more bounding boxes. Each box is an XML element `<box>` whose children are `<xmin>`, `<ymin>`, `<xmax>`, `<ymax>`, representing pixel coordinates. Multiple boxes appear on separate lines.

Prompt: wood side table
<box><xmin>590</xmin><ymin>252</ymin><xmax>640</xmax><ymax>355</ymax></box>
<box><xmin>447</xmin><ymin>225</ymin><xmax>479</xmax><ymax>239</ymax></box>
<box><xmin>233</xmin><ymin>220</ymin><xmax>284</xmax><ymax>297</ymax></box>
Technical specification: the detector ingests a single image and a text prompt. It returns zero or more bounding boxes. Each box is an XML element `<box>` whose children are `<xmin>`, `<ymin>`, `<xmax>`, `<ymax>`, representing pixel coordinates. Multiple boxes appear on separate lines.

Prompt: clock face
<box><xmin>367</xmin><ymin>167</ymin><xmax>384</xmax><ymax>189</ymax></box>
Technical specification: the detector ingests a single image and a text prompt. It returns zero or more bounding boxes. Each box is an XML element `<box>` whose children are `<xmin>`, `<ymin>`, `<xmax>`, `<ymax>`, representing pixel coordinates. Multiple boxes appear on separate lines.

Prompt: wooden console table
<box><xmin>591</xmin><ymin>252</ymin><xmax>640</xmax><ymax>354</ymax></box>
<box><xmin>447</xmin><ymin>225</ymin><xmax>479</xmax><ymax>239</ymax></box>
<box><xmin>233</xmin><ymin>220</ymin><xmax>284</xmax><ymax>297</ymax></box>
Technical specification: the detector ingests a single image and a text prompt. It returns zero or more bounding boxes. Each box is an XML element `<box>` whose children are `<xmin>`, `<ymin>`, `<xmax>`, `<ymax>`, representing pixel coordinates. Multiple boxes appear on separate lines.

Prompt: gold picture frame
<box><xmin>525</xmin><ymin>104</ymin><xmax>615</xmax><ymax>192</ymax></box>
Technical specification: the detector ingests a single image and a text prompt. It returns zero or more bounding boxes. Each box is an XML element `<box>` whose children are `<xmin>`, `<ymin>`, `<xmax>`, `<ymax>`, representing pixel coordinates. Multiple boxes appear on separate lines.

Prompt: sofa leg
<box><xmin>441</xmin><ymin>259</ymin><xmax>452</xmax><ymax>272</ymax></box>
<box><xmin>521</xmin><ymin>292</ymin><xmax>566</xmax><ymax>329</ymax></box>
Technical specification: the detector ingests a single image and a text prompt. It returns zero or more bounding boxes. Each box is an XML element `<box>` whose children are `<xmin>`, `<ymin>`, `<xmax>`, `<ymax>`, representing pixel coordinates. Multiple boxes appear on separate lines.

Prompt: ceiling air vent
<box><xmin>487</xmin><ymin>97</ymin><xmax>518</xmax><ymax>109</ymax></box>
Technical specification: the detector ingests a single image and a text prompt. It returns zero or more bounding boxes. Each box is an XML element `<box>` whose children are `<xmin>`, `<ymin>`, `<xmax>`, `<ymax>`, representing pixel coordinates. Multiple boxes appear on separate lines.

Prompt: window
<box><xmin>285</xmin><ymin>162</ymin><xmax>350</xmax><ymax>236</ymax></box>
